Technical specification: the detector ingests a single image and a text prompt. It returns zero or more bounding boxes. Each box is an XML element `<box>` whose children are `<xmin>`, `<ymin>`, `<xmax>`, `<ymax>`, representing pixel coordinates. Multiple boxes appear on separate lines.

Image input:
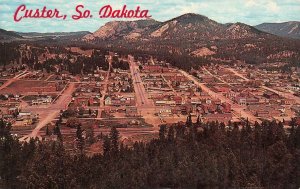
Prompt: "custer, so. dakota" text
<box><xmin>13</xmin><ymin>4</ymin><xmax>151</xmax><ymax>22</ymax></box>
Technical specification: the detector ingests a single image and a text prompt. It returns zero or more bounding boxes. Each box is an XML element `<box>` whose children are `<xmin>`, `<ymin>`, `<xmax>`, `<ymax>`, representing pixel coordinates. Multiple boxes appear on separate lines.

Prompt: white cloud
<box><xmin>267</xmin><ymin>1</ymin><xmax>280</xmax><ymax>12</ymax></box>
<box><xmin>0</xmin><ymin>0</ymin><xmax>298</xmax><ymax>32</ymax></box>
<box><xmin>245</xmin><ymin>0</ymin><xmax>258</xmax><ymax>7</ymax></box>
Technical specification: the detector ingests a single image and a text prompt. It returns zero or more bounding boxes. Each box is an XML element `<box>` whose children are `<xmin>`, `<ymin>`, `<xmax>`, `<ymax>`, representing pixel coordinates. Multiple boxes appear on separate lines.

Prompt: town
<box><xmin>2</xmin><ymin>2</ymin><xmax>300</xmax><ymax>186</ymax></box>
<box><xmin>0</xmin><ymin>44</ymin><xmax>299</xmax><ymax>152</ymax></box>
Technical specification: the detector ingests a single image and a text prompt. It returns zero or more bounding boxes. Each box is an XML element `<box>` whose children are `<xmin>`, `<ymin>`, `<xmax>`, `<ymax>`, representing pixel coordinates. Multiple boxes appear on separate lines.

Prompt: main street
<box><xmin>128</xmin><ymin>57</ymin><xmax>154</xmax><ymax>108</ymax></box>
<box><xmin>97</xmin><ymin>57</ymin><xmax>111</xmax><ymax>118</ymax></box>
<box><xmin>128</xmin><ymin>56</ymin><xmax>162</xmax><ymax>127</ymax></box>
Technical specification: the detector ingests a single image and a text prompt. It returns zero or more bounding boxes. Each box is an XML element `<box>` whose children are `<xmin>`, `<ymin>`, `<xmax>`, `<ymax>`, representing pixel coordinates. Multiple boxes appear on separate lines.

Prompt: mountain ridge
<box><xmin>80</xmin><ymin>13</ymin><xmax>300</xmax><ymax>67</ymax></box>
<box><xmin>255</xmin><ymin>21</ymin><xmax>300</xmax><ymax>39</ymax></box>
<box><xmin>83</xmin><ymin>13</ymin><xmax>269</xmax><ymax>42</ymax></box>
<box><xmin>0</xmin><ymin>29</ymin><xmax>23</xmax><ymax>41</ymax></box>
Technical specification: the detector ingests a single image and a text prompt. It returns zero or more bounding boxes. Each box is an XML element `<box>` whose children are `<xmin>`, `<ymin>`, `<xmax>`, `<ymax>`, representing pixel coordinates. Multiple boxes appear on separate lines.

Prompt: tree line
<box><xmin>0</xmin><ymin>118</ymin><xmax>300</xmax><ymax>188</ymax></box>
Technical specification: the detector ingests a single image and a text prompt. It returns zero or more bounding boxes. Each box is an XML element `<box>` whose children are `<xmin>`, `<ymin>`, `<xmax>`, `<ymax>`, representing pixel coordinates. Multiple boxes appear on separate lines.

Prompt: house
<box><xmin>15</xmin><ymin>112</ymin><xmax>36</xmax><ymax>126</ymax></box>
<box><xmin>173</xmin><ymin>96</ymin><xmax>183</xmax><ymax>105</ymax></box>
<box><xmin>235</xmin><ymin>93</ymin><xmax>259</xmax><ymax>105</ymax></box>
<box><xmin>170</xmin><ymin>75</ymin><xmax>187</xmax><ymax>82</ymax></box>
<box><xmin>214</xmin><ymin>86</ymin><xmax>230</xmax><ymax>93</ymax></box>
<box><xmin>104</xmin><ymin>96</ymin><xmax>112</xmax><ymax>105</ymax></box>
<box><xmin>281</xmin><ymin>99</ymin><xmax>296</xmax><ymax>105</ymax></box>
<box><xmin>143</xmin><ymin>65</ymin><xmax>163</xmax><ymax>73</ymax></box>
<box><xmin>235</xmin><ymin>96</ymin><xmax>247</xmax><ymax>106</ymax></box>
<box><xmin>126</xmin><ymin>106</ymin><xmax>138</xmax><ymax>117</ymax></box>
<box><xmin>263</xmin><ymin>91</ymin><xmax>280</xmax><ymax>99</ymax></box>
<box><xmin>88</xmin><ymin>97</ymin><xmax>100</xmax><ymax>106</ymax></box>
<box><xmin>248</xmin><ymin>104</ymin><xmax>284</xmax><ymax>118</ymax></box>
<box><xmin>105</xmin><ymin>95</ymin><xmax>135</xmax><ymax>107</ymax></box>
<box><xmin>155</xmin><ymin>101</ymin><xmax>167</xmax><ymax>106</ymax></box>
<box><xmin>32</xmin><ymin>96</ymin><xmax>52</xmax><ymax>105</ymax></box>
<box><xmin>226</xmin><ymin>91</ymin><xmax>237</xmax><ymax>99</ymax></box>
<box><xmin>191</xmin><ymin>97</ymin><xmax>202</xmax><ymax>105</ymax></box>
<box><xmin>221</xmin><ymin>103</ymin><xmax>231</xmax><ymax>113</ymax></box>
<box><xmin>159</xmin><ymin>108</ymin><xmax>172</xmax><ymax>117</ymax></box>
<box><xmin>212</xmin><ymin>99</ymin><xmax>222</xmax><ymax>105</ymax></box>
<box><xmin>246</xmin><ymin>97</ymin><xmax>260</xmax><ymax>105</ymax></box>
<box><xmin>8</xmin><ymin>107</ymin><xmax>18</xmax><ymax>115</ymax></box>
<box><xmin>180</xmin><ymin>104</ymin><xmax>193</xmax><ymax>115</ymax></box>
<box><xmin>291</xmin><ymin>105</ymin><xmax>300</xmax><ymax>114</ymax></box>
<box><xmin>171</xmin><ymin>106</ymin><xmax>181</xmax><ymax>114</ymax></box>
<box><xmin>201</xmin><ymin>76</ymin><xmax>215</xmax><ymax>83</ymax></box>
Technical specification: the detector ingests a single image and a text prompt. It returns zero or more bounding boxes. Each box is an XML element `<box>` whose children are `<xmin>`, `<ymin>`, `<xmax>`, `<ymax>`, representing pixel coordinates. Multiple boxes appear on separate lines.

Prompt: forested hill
<box><xmin>0</xmin><ymin>119</ymin><xmax>300</xmax><ymax>188</ymax></box>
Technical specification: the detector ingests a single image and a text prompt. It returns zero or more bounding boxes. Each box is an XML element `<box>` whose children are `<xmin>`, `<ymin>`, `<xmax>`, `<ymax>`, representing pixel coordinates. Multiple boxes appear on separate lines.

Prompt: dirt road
<box><xmin>19</xmin><ymin>82</ymin><xmax>76</xmax><ymax>141</ymax></box>
<box><xmin>97</xmin><ymin>58</ymin><xmax>111</xmax><ymax>118</ymax></box>
<box><xmin>180</xmin><ymin>70</ymin><xmax>261</xmax><ymax>123</ymax></box>
<box><xmin>129</xmin><ymin>59</ymin><xmax>154</xmax><ymax>108</ymax></box>
<box><xmin>225</xmin><ymin>67</ymin><xmax>300</xmax><ymax>104</ymax></box>
<box><xmin>0</xmin><ymin>70</ymin><xmax>29</xmax><ymax>90</ymax></box>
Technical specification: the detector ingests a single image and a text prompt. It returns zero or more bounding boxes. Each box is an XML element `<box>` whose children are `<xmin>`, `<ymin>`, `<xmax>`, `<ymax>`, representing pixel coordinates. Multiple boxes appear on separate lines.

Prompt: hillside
<box><xmin>83</xmin><ymin>19</ymin><xmax>160</xmax><ymax>41</ymax></box>
<box><xmin>0</xmin><ymin>29</ymin><xmax>23</xmax><ymax>42</ymax></box>
<box><xmin>84</xmin><ymin>13</ymin><xmax>267</xmax><ymax>42</ymax></box>
<box><xmin>17</xmin><ymin>31</ymin><xmax>91</xmax><ymax>38</ymax></box>
<box><xmin>255</xmin><ymin>21</ymin><xmax>300</xmax><ymax>39</ymax></box>
<box><xmin>82</xmin><ymin>13</ymin><xmax>300</xmax><ymax>67</ymax></box>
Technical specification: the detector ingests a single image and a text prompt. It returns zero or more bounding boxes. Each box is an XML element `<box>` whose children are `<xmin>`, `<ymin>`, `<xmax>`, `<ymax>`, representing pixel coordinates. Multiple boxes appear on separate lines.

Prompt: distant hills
<box><xmin>255</xmin><ymin>21</ymin><xmax>300</xmax><ymax>39</ymax></box>
<box><xmin>0</xmin><ymin>29</ymin><xmax>90</xmax><ymax>42</ymax></box>
<box><xmin>0</xmin><ymin>29</ymin><xmax>23</xmax><ymax>41</ymax></box>
<box><xmin>17</xmin><ymin>31</ymin><xmax>91</xmax><ymax>39</ymax></box>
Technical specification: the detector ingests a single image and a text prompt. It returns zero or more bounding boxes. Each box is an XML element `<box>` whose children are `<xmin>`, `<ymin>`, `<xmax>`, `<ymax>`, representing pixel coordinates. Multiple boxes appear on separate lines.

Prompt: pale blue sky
<box><xmin>0</xmin><ymin>0</ymin><xmax>299</xmax><ymax>32</ymax></box>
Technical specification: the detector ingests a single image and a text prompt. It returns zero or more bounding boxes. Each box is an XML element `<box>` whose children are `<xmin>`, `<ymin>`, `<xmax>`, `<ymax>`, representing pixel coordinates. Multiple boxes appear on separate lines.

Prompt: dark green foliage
<box><xmin>112</xmin><ymin>59</ymin><xmax>130</xmax><ymax>70</ymax></box>
<box><xmin>109</xmin><ymin>126</ymin><xmax>119</xmax><ymax>154</ymax></box>
<box><xmin>0</xmin><ymin>119</ymin><xmax>299</xmax><ymax>189</ymax></box>
<box><xmin>0</xmin><ymin>43</ymin><xmax>20</xmax><ymax>66</ymax></box>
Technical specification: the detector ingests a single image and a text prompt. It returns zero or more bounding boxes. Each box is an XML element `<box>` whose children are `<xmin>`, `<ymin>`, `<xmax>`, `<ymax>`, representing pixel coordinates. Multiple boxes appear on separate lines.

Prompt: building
<box><xmin>104</xmin><ymin>96</ymin><xmax>112</xmax><ymax>105</ymax></box>
<box><xmin>125</xmin><ymin>106</ymin><xmax>138</xmax><ymax>117</ymax></box>
<box><xmin>281</xmin><ymin>99</ymin><xmax>296</xmax><ymax>105</ymax></box>
<box><xmin>263</xmin><ymin>91</ymin><xmax>280</xmax><ymax>99</ymax></box>
<box><xmin>32</xmin><ymin>96</ymin><xmax>52</xmax><ymax>105</ymax></box>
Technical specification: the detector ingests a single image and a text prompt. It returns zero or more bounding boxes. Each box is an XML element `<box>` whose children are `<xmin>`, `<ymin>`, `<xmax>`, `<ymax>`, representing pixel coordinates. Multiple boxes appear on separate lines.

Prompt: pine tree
<box><xmin>186</xmin><ymin>114</ymin><xmax>192</xmax><ymax>127</ymax></box>
<box><xmin>46</xmin><ymin>125</ymin><xmax>50</xmax><ymax>136</ymax></box>
<box><xmin>167</xmin><ymin>126</ymin><xmax>175</xmax><ymax>142</ymax></box>
<box><xmin>196</xmin><ymin>115</ymin><xmax>202</xmax><ymax>126</ymax></box>
<box><xmin>103</xmin><ymin>135</ymin><xmax>111</xmax><ymax>156</ymax></box>
<box><xmin>54</xmin><ymin>124</ymin><xmax>62</xmax><ymax>141</ymax></box>
<box><xmin>159</xmin><ymin>125</ymin><xmax>167</xmax><ymax>141</ymax></box>
<box><xmin>109</xmin><ymin>126</ymin><xmax>119</xmax><ymax>154</ymax></box>
<box><xmin>76</xmin><ymin>125</ymin><xmax>84</xmax><ymax>154</ymax></box>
